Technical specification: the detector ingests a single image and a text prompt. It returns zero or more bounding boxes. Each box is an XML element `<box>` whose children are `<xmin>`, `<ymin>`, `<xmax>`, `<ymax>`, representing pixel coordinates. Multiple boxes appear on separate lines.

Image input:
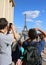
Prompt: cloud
<box><xmin>14</xmin><ymin>26</ymin><xmax>23</xmax><ymax>32</ymax></box>
<box><xmin>36</xmin><ymin>20</ymin><xmax>42</xmax><ymax>27</ymax></box>
<box><xmin>26</xmin><ymin>19</ymin><xmax>33</xmax><ymax>22</ymax></box>
<box><xmin>17</xmin><ymin>27</ymin><xmax>22</xmax><ymax>29</ymax></box>
<box><xmin>22</xmin><ymin>10</ymin><xmax>40</xmax><ymax>22</ymax></box>
<box><xmin>36</xmin><ymin>20</ymin><xmax>42</xmax><ymax>23</ymax></box>
<box><xmin>23</xmin><ymin>10</ymin><xmax>40</xmax><ymax>18</ymax></box>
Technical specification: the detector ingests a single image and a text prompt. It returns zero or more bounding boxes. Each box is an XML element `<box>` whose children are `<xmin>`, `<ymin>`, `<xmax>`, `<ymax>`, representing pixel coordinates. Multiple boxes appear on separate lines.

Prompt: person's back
<box><xmin>23</xmin><ymin>40</ymin><xmax>42</xmax><ymax>65</ymax></box>
<box><xmin>22</xmin><ymin>28</ymin><xmax>46</xmax><ymax>65</ymax></box>
<box><xmin>0</xmin><ymin>18</ymin><xmax>14</xmax><ymax>65</ymax></box>
<box><xmin>0</xmin><ymin>33</ymin><xmax>13</xmax><ymax>65</ymax></box>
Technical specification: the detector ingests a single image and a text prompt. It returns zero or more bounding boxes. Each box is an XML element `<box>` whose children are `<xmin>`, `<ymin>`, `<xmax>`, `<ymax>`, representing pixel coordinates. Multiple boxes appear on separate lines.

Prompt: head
<box><xmin>0</xmin><ymin>18</ymin><xmax>8</xmax><ymax>34</ymax></box>
<box><xmin>28</xmin><ymin>28</ymin><xmax>37</xmax><ymax>40</ymax></box>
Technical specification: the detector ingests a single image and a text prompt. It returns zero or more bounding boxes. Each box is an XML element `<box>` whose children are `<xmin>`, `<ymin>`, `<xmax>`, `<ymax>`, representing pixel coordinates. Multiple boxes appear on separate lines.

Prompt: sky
<box><xmin>14</xmin><ymin>0</ymin><xmax>46</xmax><ymax>33</ymax></box>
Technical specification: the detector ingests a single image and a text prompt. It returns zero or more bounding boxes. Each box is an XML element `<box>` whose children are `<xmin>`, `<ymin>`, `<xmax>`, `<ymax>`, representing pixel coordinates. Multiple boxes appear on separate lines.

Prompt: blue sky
<box><xmin>14</xmin><ymin>0</ymin><xmax>46</xmax><ymax>33</ymax></box>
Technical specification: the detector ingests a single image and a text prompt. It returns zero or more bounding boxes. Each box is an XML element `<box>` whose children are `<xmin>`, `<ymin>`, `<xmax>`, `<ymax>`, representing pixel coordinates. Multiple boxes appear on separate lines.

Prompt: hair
<box><xmin>28</xmin><ymin>28</ymin><xmax>37</xmax><ymax>40</ymax></box>
<box><xmin>0</xmin><ymin>18</ymin><xmax>8</xmax><ymax>30</ymax></box>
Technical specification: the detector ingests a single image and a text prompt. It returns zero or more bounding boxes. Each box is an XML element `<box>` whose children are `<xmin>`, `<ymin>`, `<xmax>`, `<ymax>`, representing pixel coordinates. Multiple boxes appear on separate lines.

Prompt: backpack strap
<box><xmin>27</xmin><ymin>39</ymin><xmax>38</xmax><ymax>47</ymax></box>
<box><xmin>25</xmin><ymin>40</ymin><xmax>39</xmax><ymax>52</ymax></box>
<box><xmin>31</xmin><ymin>41</ymin><xmax>38</xmax><ymax>47</ymax></box>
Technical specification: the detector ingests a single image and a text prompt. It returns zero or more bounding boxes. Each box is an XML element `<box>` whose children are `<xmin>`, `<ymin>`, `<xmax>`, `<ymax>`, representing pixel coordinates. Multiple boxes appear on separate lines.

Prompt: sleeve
<box><xmin>37</xmin><ymin>40</ymin><xmax>45</xmax><ymax>52</ymax></box>
<box><xmin>40</xmin><ymin>40</ymin><xmax>45</xmax><ymax>50</ymax></box>
<box><xmin>19</xmin><ymin>47</ymin><xmax>24</xmax><ymax>60</ymax></box>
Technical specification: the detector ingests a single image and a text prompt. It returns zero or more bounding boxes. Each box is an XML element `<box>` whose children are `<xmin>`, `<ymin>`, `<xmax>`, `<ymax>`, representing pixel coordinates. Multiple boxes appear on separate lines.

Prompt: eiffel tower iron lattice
<box><xmin>22</xmin><ymin>14</ymin><xmax>28</xmax><ymax>40</ymax></box>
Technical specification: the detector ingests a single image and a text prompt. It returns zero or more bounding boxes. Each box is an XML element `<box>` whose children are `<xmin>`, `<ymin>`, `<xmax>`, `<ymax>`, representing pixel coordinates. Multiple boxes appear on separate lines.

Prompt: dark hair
<box><xmin>0</xmin><ymin>18</ymin><xmax>8</xmax><ymax>30</ymax></box>
<box><xmin>28</xmin><ymin>28</ymin><xmax>37</xmax><ymax>40</ymax></box>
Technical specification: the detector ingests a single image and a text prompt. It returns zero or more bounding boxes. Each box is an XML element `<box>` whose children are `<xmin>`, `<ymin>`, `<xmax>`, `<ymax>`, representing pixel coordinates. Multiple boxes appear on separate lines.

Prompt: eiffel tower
<box><xmin>22</xmin><ymin>14</ymin><xmax>28</xmax><ymax>40</ymax></box>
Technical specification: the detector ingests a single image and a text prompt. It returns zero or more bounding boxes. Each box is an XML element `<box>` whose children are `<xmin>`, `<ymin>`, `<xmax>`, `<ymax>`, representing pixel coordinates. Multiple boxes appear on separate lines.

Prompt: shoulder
<box><xmin>3</xmin><ymin>34</ymin><xmax>13</xmax><ymax>43</ymax></box>
<box><xmin>39</xmin><ymin>39</ymin><xmax>45</xmax><ymax>43</ymax></box>
<box><xmin>23</xmin><ymin>41</ymin><xmax>28</xmax><ymax>46</ymax></box>
<box><xmin>37</xmin><ymin>39</ymin><xmax>45</xmax><ymax>47</ymax></box>
<box><xmin>22</xmin><ymin>41</ymin><xmax>28</xmax><ymax>49</ymax></box>
<box><xmin>6</xmin><ymin>34</ymin><xmax>13</xmax><ymax>40</ymax></box>
<box><xmin>0</xmin><ymin>33</ymin><xmax>13</xmax><ymax>39</ymax></box>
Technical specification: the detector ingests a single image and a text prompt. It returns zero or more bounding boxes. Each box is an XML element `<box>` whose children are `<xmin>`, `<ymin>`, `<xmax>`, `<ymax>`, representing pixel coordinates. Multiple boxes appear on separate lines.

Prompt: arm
<box><xmin>38</xmin><ymin>29</ymin><xmax>46</xmax><ymax>37</ymax></box>
<box><xmin>35</xmin><ymin>28</ymin><xmax>46</xmax><ymax>41</ymax></box>
<box><xmin>10</xmin><ymin>23</ymin><xmax>17</xmax><ymax>41</ymax></box>
<box><xmin>42</xmin><ymin>50</ymin><xmax>46</xmax><ymax>54</ymax></box>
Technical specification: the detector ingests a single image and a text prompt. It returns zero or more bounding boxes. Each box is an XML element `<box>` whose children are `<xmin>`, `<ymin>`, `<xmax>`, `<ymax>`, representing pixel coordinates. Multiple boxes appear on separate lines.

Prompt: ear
<box><xmin>4</xmin><ymin>26</ymin><xmax>8</xmax><ymax>34</ymax></box>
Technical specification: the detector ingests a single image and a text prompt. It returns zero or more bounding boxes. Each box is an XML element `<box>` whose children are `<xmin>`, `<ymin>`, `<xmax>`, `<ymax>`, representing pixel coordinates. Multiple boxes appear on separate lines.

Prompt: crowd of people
<box><xmin>0</xmin><ymin>18</ymin><xmax>46</xmax><ymax>65</ymax></box>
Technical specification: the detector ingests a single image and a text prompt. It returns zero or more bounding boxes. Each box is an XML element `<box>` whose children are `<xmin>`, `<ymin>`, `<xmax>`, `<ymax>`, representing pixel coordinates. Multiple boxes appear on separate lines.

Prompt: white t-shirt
<box><xmin>0</xmin><ymin>33</ymin><xmax>13</xmax><ymax>65</ymax></box>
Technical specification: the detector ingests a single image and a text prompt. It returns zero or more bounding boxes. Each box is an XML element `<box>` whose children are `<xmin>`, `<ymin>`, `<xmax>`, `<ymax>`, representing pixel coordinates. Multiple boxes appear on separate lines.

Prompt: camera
<box><xmin>7</xmin><ymin>23</ymin><xmax>12</xmax><ymax>34</ymax></box>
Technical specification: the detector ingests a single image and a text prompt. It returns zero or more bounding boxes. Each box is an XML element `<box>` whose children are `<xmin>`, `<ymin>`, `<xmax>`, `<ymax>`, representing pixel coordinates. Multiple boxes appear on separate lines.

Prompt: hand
<box><xmin>9</xmin><ymin>23</ymin><xmax>17</xmax><ymax>40</ymax></box>
<box><xmin>11</xmin><ymin>23</ymin><xmax>15</xmax><ymax>32</ymax></box>
<box><xmin>35</xmin><ymin>28</ymin><xmax>39</xmax><ymax>31</ymax></box>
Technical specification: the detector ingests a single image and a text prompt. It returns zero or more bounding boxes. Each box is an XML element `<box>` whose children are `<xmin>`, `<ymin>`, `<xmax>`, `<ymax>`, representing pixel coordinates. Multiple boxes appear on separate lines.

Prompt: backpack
<box><xmin>24</xmin><ymin>41</ymin><xmax>42</xmax><ymax>65</ymax></box>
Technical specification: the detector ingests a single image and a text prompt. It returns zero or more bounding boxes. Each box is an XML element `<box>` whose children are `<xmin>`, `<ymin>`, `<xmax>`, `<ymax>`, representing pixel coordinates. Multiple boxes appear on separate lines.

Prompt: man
<box><xmin>0</xmin><ymin>18</ymin><xmax>16</xmax><ymax>65</ymax></box>
<box><xmin>22</xmin><ymin>28</ymin><xmax>46</xmax><ymax>65</ymax></box>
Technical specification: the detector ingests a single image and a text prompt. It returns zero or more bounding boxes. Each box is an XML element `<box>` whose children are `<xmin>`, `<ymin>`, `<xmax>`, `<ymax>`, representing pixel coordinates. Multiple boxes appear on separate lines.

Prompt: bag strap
<box><xmin>25</xmin><ymin>40</ymin><xmax>39</xmax><ymax>52</ymax></box>
<box><xmin>31</xmin><ymin>42</ymin><xmax>38</xmax><ymax>47</ymax></box>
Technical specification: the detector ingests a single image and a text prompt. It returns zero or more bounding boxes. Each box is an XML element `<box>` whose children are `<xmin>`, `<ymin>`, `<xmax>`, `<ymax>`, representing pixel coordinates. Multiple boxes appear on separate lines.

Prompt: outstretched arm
<box><xmin>35</xmin><ymin>28</ymin><xmax>46</xmax><ymax>41</ymax></box>
<box><xmin>35</xmin><ymin>28</ymin><xmax>46</xmax><ymax>37</ymax></box>
<box><xmin>10</xmin><ymin>23</ymin><xmax>17</xmax><ymax>41</ymax></box>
